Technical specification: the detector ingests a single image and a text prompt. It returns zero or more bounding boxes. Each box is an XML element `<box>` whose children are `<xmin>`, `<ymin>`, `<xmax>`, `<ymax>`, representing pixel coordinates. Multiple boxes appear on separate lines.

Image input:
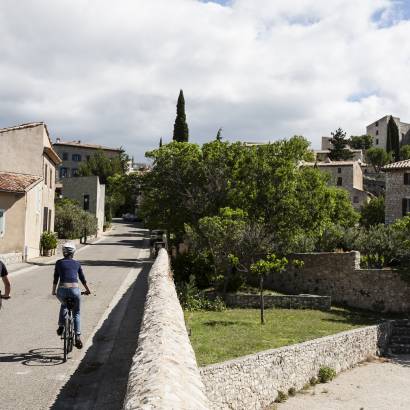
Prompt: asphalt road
<box><xmin>0</xmin><ymin>222</ymin><xmax>151</xmax><ymax>410</ymax></box>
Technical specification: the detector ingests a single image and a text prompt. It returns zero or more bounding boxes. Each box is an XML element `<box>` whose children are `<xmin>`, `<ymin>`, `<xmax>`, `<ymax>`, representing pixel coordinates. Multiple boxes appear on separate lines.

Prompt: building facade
<box><xmin>53</xmin><ymin>139</ymin><xmax>122</xmax><ymax>180</ymax></box>
<box><xmin>366</xmin><ymin>115</ymin><xmax>410</xmax><ymax>149</ymax></box>
<box><xmin>383</xmin><ymin>160</ymin><xmax>410</xmax><ymax>224</ymax></box>
<box><xmin>61</xmin><ymin>176</ymin><xmax>105</xmax><ymax>234</ymax></box>
<box><xmin>0</xmin><ymin>122</ymin><xmax>61</xmax><ymax>260</ymax></box>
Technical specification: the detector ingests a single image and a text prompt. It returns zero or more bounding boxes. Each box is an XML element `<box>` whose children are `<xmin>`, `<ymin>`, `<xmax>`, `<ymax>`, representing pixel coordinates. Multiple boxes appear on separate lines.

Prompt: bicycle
<box><xmin>61</xmin><ymin>291</ymin><xmax>89</xmax><ymax>362</ymax></box>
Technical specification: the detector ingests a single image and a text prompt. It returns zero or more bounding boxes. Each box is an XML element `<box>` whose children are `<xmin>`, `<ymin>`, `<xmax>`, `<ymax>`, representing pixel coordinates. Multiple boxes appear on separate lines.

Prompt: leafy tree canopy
<box><xmin>329</xmin><ymin>128</ymin><xmax>354</xmax><ymax>161</ymax></box>
<box><xmin>360</xmin><ymin>196</ymin><xmax>385</xmax><ymax>228</ymax></box>
<box><xmin>349</xmin><ymin>135</ymin><xmax>373</xmax><ymax>150</ymax></box>
<box><xmin>365</xmin><ymin>147</ymin><xmax>392</xmax><ymax>172</ymax></box>
<box><xmin>400</xmin><ymin>145</ymin><xmax>410</xmax><ymax>160</ymax></box>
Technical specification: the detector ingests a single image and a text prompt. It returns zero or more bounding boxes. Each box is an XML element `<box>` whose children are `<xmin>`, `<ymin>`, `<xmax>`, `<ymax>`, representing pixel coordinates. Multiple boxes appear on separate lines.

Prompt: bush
<box><xmin>55</xmin><ymin>198</ymin><xmax>98</xmax><ymax>239</ymax></box>
<box><xmin>176</xmin><ymin>275</ymin><xmax>226</xmax><ymax>311</ymax></box>
<box><xmin>288</xmin><ymin>387</ymin><xmax>296</xmax><ymax>397</ymax></box>
<box><xmin>274</xmin><ymin>391</ymin><xmax>288</xmax><ymax>403</ymax></box>
<box><xmin>40</xmin><ymin>231</ymin><xmax>58</xmax><ymax>250</ymax></box>
<box><xmin>318</xmin><ymin>367</ymin><xmax>336</xmax><ymax>383</ymax></box>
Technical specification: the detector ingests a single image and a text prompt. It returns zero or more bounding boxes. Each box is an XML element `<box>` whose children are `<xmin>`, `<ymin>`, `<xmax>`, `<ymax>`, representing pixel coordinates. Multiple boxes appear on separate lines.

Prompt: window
<box><xmin>62</xmin><ymin>152</ymin><xmax>68</xmax><ymax>160</ymax></box>
<box><xmin>403</xmin><ymin>198</ymin><xmax>410</xmax><ymax>216</ymax></box>
<box><xmin>376</xmin><ymin>139</ymin><xmax>379</xmax><ymax>145</ymax></box>
<box><xmin>86</xmin><ymin>155</ymin><xmax>90</xmax><ymax>161</ymax></box>
<box><xmin>72</xmin><ymin>168</ymin><xmax>80</xmax><ymax>177</ymax></box>
<box><xmin>44</xmin><ymin>164</ymin><xmax>48</xmax><ymax>186</ymax></box>
<box><xmin>83</xmin><ymin>194</ymin><xmax>90</xmax><ymax>211</ymax></box>
<box><xmin>48</xmin><ymin>209</ymin><xmax>52</xmax><ymax>232</ymax></box>
<box><xmin>0</xmin><ymin>209</ymin><xmax>5</xmax><ymax>237</ymax></box>
<box><xmin>376</xmin><ymin>130</ymin><xmax>379</xmax><ymax>135</ymax></box>
<box><xmin>60</xmin><ymin>167</ymin><xmax>69</xmax><ymax>178</ymax></box>
<box><xmin>337</xmin><ymin>177</ymin><xmax>343</xmax><ymax>186</ymax></box>
<box><xmin>49</xmin><ymin>168</ymin><xmax>53</xmax><ymax>188</ymax></box>
<box><xmin>375</xmin><ymin>121</ymin><xmax>378</xmax><ymax>127</ymax></box>
<box><xmin>353</xmin><ymin>196</ymin><xmax>359</xmax><ymax>204</ymax></box>
<box><xmin>72</xmin><ymin>154</ymin><xmax>82</xmax><ymax>161</ymax></box>
<box><xmin>337</xmin><ymin>167</ymin><xmax>342</xmax><ymax>174</ymax></box>
<box><xmin>43</xmin><ymin>207</ymin><xmax>49</xmax><ymax>232</ymax></box>
<box><xmin>404</xmin><ymin>173</ymin><xmax>410</xmax><ymax>185</ymax></box>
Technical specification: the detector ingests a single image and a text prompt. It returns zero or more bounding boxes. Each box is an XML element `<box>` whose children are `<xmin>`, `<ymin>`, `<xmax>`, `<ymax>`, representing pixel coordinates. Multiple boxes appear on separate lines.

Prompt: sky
<box><xmin>1</xmin><ymin>0</ymin><xmax>410</xmax><ymax>161</ymax></box>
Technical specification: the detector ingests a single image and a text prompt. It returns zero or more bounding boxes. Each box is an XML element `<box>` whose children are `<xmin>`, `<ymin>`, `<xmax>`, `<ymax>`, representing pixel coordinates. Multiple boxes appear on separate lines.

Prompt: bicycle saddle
<box><xmin>64</xmin><ymin>297</ymin><xmax>75</xmax><ymax>309</ymax></box>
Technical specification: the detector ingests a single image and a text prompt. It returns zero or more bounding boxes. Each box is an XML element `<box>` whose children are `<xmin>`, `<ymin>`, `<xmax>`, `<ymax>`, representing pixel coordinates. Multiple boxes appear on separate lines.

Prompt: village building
<box><xmin>61</xmin><ymin>176</ymin><xmax>106</xmax><ymax>234</ymax></box>
<box><xmin>383</xmin><ymin>160</ymin><xmax>410</xmax><ymax>224</ymax></box>
<box><xmin>0</xmin><ymin>122</ymin><xmax>61</xmax><ymax>261</ymax></box>
<box><xmin>366</xmin><ymin>115</ymin><xmax>410</xmax><ymax>149</ymax></box>
<box><xmin>53</xmin><ymin>139</ymin><xmax>122</xmax><ymax>180</ymax></box>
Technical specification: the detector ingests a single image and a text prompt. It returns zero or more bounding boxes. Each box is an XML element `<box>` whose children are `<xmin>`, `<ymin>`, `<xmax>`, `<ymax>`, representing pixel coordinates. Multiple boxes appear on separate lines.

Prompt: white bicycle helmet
<box><xmin>62</xmin><ymin>242</ymin><xmax>76</xmax><ymax>257</ymax></box>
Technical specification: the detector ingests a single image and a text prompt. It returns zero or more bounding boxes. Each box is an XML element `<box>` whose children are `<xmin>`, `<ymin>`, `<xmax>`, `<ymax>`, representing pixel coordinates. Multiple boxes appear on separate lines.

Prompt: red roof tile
<box><xmin>0</xmin><ymin>172</ymin><xmax>42</xmax><ymax>193</ymax></box>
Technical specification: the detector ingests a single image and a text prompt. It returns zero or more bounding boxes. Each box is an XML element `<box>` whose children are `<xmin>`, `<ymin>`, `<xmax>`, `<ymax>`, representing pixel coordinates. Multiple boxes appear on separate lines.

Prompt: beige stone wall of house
<box><xmin>0</xmin><ymin>192</ymin><xmax>26</xmax><ymax>254</ymax></box>
<box><xmin>24</xmin><ymin>184</ymin><xmax>43</xmax><ymax>259</ymax></box>
<box><xmin>385</xmin><ymin>169</ymin><xmax>410</xmax><ymax>224</ymax></box>
<box><xmin>0</xmin><ymin>125</ymin><xmax>44</xmax><ymax>176</ymax></box>
<box><xmin>42</xmin><ymin>155</ymin><xmax>56</xmax><ymax>232</ymax></box>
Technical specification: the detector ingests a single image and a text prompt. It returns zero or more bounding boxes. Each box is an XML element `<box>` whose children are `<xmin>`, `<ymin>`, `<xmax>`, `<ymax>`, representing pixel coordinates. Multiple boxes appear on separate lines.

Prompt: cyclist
<box><xmin>1</xmin><ymin>259</ymin><xmax>11</xmax><ymax>299</ymax></box>
<box><xmin>52</xmin><ymin>242</ymin><xmax>91</xmax><ymax>349</ymax></box>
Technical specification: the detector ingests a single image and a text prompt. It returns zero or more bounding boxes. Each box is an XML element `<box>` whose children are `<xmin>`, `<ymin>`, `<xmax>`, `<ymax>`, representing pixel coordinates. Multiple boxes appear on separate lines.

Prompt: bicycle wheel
<box><xmin>63</xmin><ymin>318</ymin><xmax>69</xmax><ymax>362</ymax></box>
<box><xmin>67</xmin><ymin>314</ymin><xmax>74</xmax><ymax>353</ymax></box>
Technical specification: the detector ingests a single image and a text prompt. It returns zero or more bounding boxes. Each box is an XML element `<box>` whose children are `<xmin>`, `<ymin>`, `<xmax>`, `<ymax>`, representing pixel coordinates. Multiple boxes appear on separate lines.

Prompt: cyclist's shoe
<box><xmin>56</xmin><ymin>326</ymin><xmax>64</xmax><ymax>336</ymax></box>
<box><xmin>75</xmin><ymin>335</ymin><xmax>83</xmax><ymax>349</ymax></box>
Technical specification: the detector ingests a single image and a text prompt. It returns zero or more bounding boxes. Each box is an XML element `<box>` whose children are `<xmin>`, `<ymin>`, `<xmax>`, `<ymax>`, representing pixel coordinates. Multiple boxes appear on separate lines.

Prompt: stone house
<box><xmin>53</xmin><ymin>139</ymin><xmax>122</xmax><ymax>180</ymax></box>
<box><xmin>61</xmin><ymin>176</ymin><xmax>105</xmax><ymax>234</ymax></box>
<box><xmin>383</xmin><ymin>160</ymin><xmax>410</xmax><ymax>224</ymax></box>
<box><xmin>303</xmin><ymin>160</ymin><xmax>371</xmax><ymax>209</ymax></box>
<box><xmin>366</xmin><ymin>115</ymin><xmax>410</xmax><ymax>149</ymax></box>
<box><xmin>0</xmin><ymin>122</ymin><xmax>61</xmax><ymax>261</ymax></box>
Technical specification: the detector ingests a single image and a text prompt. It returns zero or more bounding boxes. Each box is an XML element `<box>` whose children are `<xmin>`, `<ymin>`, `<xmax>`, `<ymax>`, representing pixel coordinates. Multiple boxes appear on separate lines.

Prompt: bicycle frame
<box><xmin>62</xmin><ymin>299</ymin><xmax>75</xmax><ymax>362</ymax></box>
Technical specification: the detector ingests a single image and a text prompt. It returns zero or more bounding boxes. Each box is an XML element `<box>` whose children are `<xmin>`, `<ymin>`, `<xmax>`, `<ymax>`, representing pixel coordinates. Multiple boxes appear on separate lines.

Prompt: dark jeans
<box><xmin>57</xmin><ymin>287</ymin><xmax>81</xmax><ymax>335</ymax></box>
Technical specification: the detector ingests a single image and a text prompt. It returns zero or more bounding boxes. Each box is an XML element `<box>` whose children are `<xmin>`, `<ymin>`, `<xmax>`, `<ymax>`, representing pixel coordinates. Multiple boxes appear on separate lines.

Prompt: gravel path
<box><xmin>279</xmin><ymin>356</ymin><xmax>410</xmax><ymax>410</ymax></box>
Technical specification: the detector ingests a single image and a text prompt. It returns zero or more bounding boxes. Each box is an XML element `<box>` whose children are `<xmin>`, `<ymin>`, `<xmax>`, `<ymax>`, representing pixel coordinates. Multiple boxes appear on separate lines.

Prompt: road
<box><xmin>0</xmin><ymin>222</ymin><xmax>151</xmax><ymax>410</ymax></box>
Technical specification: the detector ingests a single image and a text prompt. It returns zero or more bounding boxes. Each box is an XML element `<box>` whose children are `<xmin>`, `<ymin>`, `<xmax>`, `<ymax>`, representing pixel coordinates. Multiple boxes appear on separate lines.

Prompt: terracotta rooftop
<box><xmin>382</xmin><ymin>160</ymin><xmax>410</xmax><ymax>170</ymax></box>
<box><xmin>53</xmin><ymin>140</ymin><xmax>122</xmax><ymax>152</ymax></box>
<box><xmin>0</xmin><ymin>172</ymin><xmax>42</xmax><ymax>193</ymax></box>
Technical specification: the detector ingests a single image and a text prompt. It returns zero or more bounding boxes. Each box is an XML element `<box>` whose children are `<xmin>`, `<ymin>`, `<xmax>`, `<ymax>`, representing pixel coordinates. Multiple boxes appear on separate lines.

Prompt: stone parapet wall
<box><xmin>124</xmin><ymin>249</ymin><xmax>209</xmax><ymax>410</ymax></box>
<box><xmin>208</xmin><ymin>292</ymin><xmax>330</xmax><ymax>310</ymax></box>
<box><xmin>200</xmin><ymin>323</ymin><xmax>391</xmax><ymax>410</ymax></box>
<box><xmin>262</xmin><ymin>251</ymin><xmax>410</xmax><ymax>313</ymax></box>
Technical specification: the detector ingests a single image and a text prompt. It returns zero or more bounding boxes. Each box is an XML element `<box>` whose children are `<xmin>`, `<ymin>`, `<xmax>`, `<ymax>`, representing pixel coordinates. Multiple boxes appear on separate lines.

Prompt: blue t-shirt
<box><xmin>53</xmin><ymin>258</ymin><xmax>86</xmax><ymax>285</ymax></box>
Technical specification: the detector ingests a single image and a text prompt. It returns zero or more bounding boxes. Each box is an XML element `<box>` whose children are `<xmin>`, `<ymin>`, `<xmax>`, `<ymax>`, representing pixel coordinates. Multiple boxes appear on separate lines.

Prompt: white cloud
<box><xmin>0</xmin><ymin>0</ymin><xmax>409</xmax><ymax>159</ymax></box>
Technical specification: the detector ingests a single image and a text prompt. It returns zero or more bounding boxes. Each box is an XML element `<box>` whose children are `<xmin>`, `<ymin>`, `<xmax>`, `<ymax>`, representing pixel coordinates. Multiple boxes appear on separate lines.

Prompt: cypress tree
<box><xmin>387</xmin><ymin>116</ymin><xmax>400</xmax><ymax>161</ymax></box>
<box><xmin>173</xmin><ymin>90</ymin><xmax>189</xmax><ymax>142</ymax></box>
<box><xmin>216</xmin><ymin>128</ymin><xmax>222</xmax><ymax>141</ymax></box>
<box><xmin>159</xmin><ymin>137</ymin><xmax>163</xmax><ymax>148</ymax></box>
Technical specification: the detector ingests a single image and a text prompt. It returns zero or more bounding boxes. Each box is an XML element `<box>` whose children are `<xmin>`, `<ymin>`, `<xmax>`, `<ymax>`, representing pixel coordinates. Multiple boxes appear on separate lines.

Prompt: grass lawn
<box><xmin>185</xmin><ymin>308</ymin><xmax>381</xmax><ymax>366</ymax></box>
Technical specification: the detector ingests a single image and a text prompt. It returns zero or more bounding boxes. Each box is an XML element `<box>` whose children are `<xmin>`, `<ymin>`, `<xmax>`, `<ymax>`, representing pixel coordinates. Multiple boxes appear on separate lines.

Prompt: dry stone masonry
<box><xmin>200</xmin><ymin>323</ymin><xmax>391</xmax><ymax>410</ymax></box>
<box><xmin>123</xmin><ymin>249</ymin><xmax>209</xmax><ymax>410</ymax></box>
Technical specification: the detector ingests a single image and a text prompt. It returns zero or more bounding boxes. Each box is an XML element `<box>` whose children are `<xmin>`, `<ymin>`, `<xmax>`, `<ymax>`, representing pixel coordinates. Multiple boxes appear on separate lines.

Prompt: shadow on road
<box><xmin>0</xmin><ymin>347</ymin><xmax>64</xmax><ymax>366</ymax></box>
<box><xmin>50</xmin><ymin>258</ymin><xmax>151</xmax><ymax>410</ymax></box>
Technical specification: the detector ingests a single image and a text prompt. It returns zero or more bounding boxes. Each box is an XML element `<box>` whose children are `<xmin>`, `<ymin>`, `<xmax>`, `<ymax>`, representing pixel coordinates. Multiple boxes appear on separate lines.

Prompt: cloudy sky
<box><xmin>1</xmin><ymin>0</ymin><xmax>410</xmax><ymax>161</ymax></box>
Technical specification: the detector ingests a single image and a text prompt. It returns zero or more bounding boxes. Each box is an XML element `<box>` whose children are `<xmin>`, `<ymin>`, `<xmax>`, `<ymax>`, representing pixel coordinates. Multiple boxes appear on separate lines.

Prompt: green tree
<box><xmin>400</xmin><ymin>145</ymin><xmax>410</xmax><ymax>160</ymax></box>
<box><xmin>173</xmin><ymin>89</ymin><xmax>189</xmax><ymax>142</ymax></box>
<box><xmin>329</xmin><ymin>128</ymin><xmax>354</xmax><ymax>161</ymax></box>
<box><xmin>250</xmin><ymin>254</ymin><xmax>287</xmax><ymax>324</ymax></box>
<box><xmin>387</xmin><ymin>116</ymin><xmax>400</xmax><ymax>161</ymax></box>
<box><xmin>365</xmin><ymin>147</ymin><xmax>392</xmax><ymax>172</ymax></box>
<box><xmin>360</xmin><ymin>196</ymin><xmax>385</xmax><ymax>227</ymax></box>
<box><xmin>349</xmin><ymin>135</ymin><xmax>373</xmax><ymax>150</ymax></box>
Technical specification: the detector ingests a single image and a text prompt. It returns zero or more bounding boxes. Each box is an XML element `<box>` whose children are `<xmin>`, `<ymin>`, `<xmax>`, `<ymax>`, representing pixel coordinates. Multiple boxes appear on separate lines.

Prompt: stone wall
<box><xmin>385</xmin><ymin>169</ymin><xmax>410</xmax><ymax>224</ymax></box>
<box><xmin>200</xmin><ymin>323</ymin><xmax>391</xmax><ymax>410</ymax></box>
<box><xmin>207</xmin><ymin>292</ymin><xmax>330</xmax><ymax>310</ymax></box>
<box><xmin>0</xmin><ymin>252</ymin><xmax>23</xmax><ymax>265</ymax></box>
<box><xmin>263</xmin><ymin>251</ymin><xmax>410</xmax><ymax>313</ymax></box>
<box><xmin>124</xmin><ymin>249</ymin><xmax>209</xmax><ymax>410</ymax></box>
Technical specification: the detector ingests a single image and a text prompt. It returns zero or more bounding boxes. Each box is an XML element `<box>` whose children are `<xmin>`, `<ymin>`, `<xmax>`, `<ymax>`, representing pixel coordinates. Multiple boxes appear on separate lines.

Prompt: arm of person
<box><xmin>52</xmin><ymin>262</ymin><xmax>59</xmax><ymax>295</ymax></box>
<box><xmin>1</xmin><ymin>275</ymin><xmax>10</xmax><ymax>299</ymax></box>
<box><xmin>78</xmin><ymin>265</ymin><xmax>91</xmax><ymax>295</ymax></box>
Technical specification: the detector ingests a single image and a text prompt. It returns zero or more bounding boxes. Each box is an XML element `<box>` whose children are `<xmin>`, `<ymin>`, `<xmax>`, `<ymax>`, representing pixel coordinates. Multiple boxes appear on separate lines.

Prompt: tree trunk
<box><xmin>260</xmin><ymin>275</ymin><xmax>265</xmax><ymax>325</ymax></box>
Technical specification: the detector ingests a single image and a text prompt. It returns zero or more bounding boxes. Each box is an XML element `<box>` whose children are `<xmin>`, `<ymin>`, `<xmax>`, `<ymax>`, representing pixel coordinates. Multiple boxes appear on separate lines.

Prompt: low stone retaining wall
<box><xmin>200</xmin><ymin>322</ymin><xmax>391</xmax><ymax>410</ymax></box>
<box><xmin>0</xmin><ymin>252</ymin><xmax>23</xmax><ymax>265</ymax></box>
<box><xmin>209</xmin><ymin>292</ymin><xmax>331</xmax><ymax>310</ymax></box>
<box><xmin>124</xmin><ymin>249</ymin><xmax>209</xmax><ymax>410</ymax></box>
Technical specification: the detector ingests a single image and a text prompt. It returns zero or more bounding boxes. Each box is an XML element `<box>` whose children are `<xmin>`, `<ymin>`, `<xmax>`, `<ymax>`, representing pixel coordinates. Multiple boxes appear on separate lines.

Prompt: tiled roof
<box><xmin>0</xmin><ymin>172</ymin><xmax>42</xmax><ymax>193</ymax></box>
<box><xmin>53</xmin><ymin>140</ymin><xmax>122</xmax><ymax>152</ymax></box>
<box><xmin>382</xmin><ymin>160</ymin><xmax>410</xmax><ymax>170</ymax></box>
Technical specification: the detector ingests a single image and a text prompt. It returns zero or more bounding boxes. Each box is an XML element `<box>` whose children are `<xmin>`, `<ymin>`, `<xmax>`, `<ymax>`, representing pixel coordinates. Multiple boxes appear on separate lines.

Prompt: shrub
<box><xmin>309</xmin><ymin>377</ymin><xmax>318</xmax><ymax>386</ymax></box>
<box><xmin>40</xmin><ymin>231</ymin><xmax>58</xmax><ymax>250</ymax></box>
<box><xmin>274</xmin><ymin>391</ymin><xmax>288</xmax><ymax>403</ymax></box>
<box><xmin>288</xmin><ymin>387</ymin><xmax>296</xmax><ymax>397</ymax></box>
<box><xmin>55</xmin><ymin>198</ymin><xmax>98</xmax><ymax>239</ymax></box>
<box><xmin>318</xmin><ymin>367</ymin><xmax>336</xmax><ymax>383</ymax></box>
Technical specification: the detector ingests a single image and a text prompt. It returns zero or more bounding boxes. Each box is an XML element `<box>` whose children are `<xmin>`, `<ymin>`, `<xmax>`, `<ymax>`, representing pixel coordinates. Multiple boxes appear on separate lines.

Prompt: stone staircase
<box><xmin>388</xmin><ymin>320</ymin><xmax>410</xmax><ymax>355</ymax></box>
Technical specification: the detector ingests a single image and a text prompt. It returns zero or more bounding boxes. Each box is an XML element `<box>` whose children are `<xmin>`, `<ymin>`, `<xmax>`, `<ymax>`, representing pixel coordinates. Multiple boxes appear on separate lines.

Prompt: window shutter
<box><xmin>403</xmin><ymin>198</ymin><xmax>408</xmax><ymax>216</ymax></box>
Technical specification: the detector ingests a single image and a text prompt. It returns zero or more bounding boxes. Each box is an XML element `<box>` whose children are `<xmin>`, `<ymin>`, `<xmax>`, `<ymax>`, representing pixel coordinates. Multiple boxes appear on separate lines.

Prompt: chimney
<box><xmin>56</xmin><ymin>137</ymin><xmax>61</xmax><ymax>143</ymax></box>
